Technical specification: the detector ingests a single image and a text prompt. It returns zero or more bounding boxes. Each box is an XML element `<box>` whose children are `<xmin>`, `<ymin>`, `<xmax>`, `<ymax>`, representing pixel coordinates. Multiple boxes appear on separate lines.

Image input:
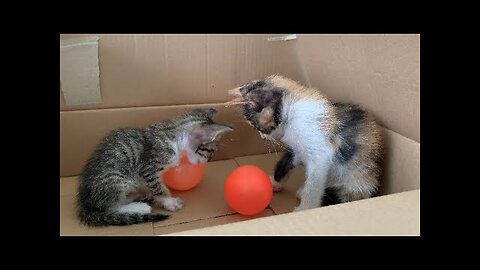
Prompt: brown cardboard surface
<box><xmin>152</xmin><ymin>159</ymin><xmax>238</xmax><ymax>227</ymax></box>
<box><xmin>296</xmin><ymin>34</ymin><xmax>420</xmax><ymax>142</ymax></box>
<box><xmin>234</xmin><ymin>153</ymin><xmax>306</xmax><ymax>214</ymax></box>
<box><xmin>168</xmin><ymin>190</ymin><xmax>420</xmax><ymax>235</ymax></box>
<box><xmin>60</xmin><ymin>176</ymin><xmax>79</xmax><ymax>197</ymax></box>
<box><xmin>154</xmin><ymin>209</ymin><xmax>275</xmax><ymax>235</ymax></box>
<box><xmin>60</xmin><ymin>103</ymin><xmax>268</xmax><ymax>177</ymax></box>
<box><xmin>60</xmin><ymin>34</ymin><xmax>308</xmax><ymax>111</ymax></box>
<box><xmin>379</xmin><ymin>128</ymin><xmax>420</xmax><ymax>195</ymax></box>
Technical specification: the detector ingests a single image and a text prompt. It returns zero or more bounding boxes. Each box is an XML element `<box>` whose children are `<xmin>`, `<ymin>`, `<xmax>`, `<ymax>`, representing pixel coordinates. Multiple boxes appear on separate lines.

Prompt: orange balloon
<box><xmin>162</xmin><ymin>151</ymin><xmax>205</xmax><ymax>191</ymax></box>
<box><xmin>224</xmin><ymin>165</ymin><xmax>272</xmax><ymax>216</ymax></box>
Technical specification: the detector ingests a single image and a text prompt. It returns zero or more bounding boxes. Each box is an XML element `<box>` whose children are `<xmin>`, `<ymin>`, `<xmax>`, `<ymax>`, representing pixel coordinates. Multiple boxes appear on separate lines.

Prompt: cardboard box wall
<box><xmin>60</xmin><ymin>34</ymin><xmax>420</xmax><ymax>235</ymax></box>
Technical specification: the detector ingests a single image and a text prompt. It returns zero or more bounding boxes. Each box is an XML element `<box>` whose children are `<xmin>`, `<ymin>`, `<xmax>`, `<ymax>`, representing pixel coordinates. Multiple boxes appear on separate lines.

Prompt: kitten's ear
<box><xmin>190</xmin><ymin>124</ymin><xmax>234</xmax><ymax>144</ymax></box>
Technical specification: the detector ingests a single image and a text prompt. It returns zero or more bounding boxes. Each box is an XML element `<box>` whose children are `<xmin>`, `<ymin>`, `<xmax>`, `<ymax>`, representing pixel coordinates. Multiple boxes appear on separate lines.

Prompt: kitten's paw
<box><xmin>269</xmin><ymin>175</ymin><xmax>283</xmax><ymax>192</ymax></box>
<box><xmin>161</xmin><ymin>197</ymin><xmax>184</xmax><ymax>212</ymax></box>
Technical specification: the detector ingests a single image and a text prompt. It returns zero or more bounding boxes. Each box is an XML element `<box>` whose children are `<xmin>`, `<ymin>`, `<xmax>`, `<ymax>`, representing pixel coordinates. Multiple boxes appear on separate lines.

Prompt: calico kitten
<box><xmin>227</xmin><ymin>75</ymin><xmax>383</xmax><ymax>212</ymax></box>
<box><xmin>77</xmin><ymin>108</ymin><xmax>233</xmax><ymax>226</ymax></box>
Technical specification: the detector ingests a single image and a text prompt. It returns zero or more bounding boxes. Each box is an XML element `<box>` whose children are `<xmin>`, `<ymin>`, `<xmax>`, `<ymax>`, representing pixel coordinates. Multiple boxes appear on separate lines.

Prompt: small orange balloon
<box><xmin>162</xmin><ymin>151</ymin><xmax>205</xmax><ymax>191</ymax></box>
<box><xmin>224</xmin><ymin>165</ymin><xmax>272</xmax><ymax>216</ymax></box>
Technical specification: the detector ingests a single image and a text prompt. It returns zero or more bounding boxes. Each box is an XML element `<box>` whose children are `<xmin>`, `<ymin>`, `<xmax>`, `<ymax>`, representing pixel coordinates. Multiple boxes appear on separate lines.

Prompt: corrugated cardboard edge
<box><xmin>164</xmin><ymin>190</ymin><xmax>420</xmax><ymax>236</ymax></box>
<box><xmin>267</xmin><ymin>34</ymin><xmax>297</xmax><ymax>42</ymax></box>
<box><xmin>60</xmin><ymin>36</ymin><xmax>99</xmax><ymax>47</ymax></box>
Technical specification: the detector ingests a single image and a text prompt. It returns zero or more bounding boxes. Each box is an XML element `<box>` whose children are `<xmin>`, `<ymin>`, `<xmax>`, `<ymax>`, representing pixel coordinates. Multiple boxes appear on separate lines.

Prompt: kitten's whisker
<box><xmin>264</xmin><ymin>140</ymin><xmax>272</xmax><ymax>155</ymax></box>
<box><xmin>271</xmin><ymin>138</ymin><xmax>287</xmax><ymax>152</ymax></box>
<box><xmin>268</xmin><ymin>138</ymin><xmax>279</xmax><ymax>155</ymax></box>
<box><xmin>275</xmin><ymin>140</ymin><xmax>287</xmax><ymax>152</ymax></box>
<box><xmin>276</xmin><ymin>139</ymin><xmax>289</xmax><ymax>152</ymax></box>
<box><xmin>277</xmin><ymin>138</ymin><xmax>293</xmax><ymax>152</ymax></box>
<box><xmin>266</xmin><ymin>139</ymin><xmax>273</xmax><ymax>154</ymax></box>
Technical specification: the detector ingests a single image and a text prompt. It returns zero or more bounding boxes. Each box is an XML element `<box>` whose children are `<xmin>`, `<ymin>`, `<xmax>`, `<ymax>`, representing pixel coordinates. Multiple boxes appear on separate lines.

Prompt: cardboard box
<box><xmin>60</xmin><ymin>34</ymin><xmax>420</xmax><ymax>236</ymax></box>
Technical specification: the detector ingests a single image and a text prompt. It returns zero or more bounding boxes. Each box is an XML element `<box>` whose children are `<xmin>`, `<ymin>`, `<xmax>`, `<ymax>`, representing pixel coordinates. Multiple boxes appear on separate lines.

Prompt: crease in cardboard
<box><xmin>60</xmin><ymin>102</ymin><xmax>231</xmax><ymax>114</ymax></box>
<box><xmin>60</xmin><ymin>36</ymin><xmax>102</xmax><ymax>106</ymax></box>
<box><xmin>154</xmin><ymin>212</ymin><xmax>240</xmax><ymax>228</ymax></box>
<box><xmin>292</xmin><ymin>38</ymin><xmax>312</xmax><ymax>87</ymax></box>
<box><xmin>163</xmin><ymin>35</ymin><xmax>169</xmax><ymax>78</ymax></box>
<box><xmin>206</xmin><ymin>35</ymin><xmax>211</xmax><ymax>97</ymax></box>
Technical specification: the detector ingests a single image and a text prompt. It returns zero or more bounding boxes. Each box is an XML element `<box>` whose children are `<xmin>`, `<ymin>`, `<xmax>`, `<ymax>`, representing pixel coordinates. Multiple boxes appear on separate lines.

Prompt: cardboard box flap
<box><xmin>380</xmin><ymin>128</ymin><xmax>420</xmax><ymax>195</ymax></box>
<box><xmin>60</xmin><ymin>34</ymin><xmax>308</xmax><ymax>111</ymax></box>
<box><xmin>166</xmin><ymin>190</ymin><xmax>420</xmax><ymax>235</ymax></box>
<box><xmin>60</xmin><ymin>36</ymin><xmax>102</xmax><ymax>106</ymax></box>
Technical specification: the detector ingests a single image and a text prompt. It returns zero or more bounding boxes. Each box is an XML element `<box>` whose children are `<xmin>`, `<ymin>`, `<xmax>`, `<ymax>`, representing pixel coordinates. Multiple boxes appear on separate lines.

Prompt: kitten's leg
<box><xmin>150</xmin><ymin>178</ymin><xmax>184</xmax><ymax>212</ymax></box>
<box><xmin>337</xmin><ymin>169</ymin><xmax>378</xmax><ymax>203</ymax></box>
<box><xmin>294</xmin><ymin>158</ymin><xmax>330</xmax><ymax>212</ymax></box>
<box><xmin>271</xmin><ymin>151</ymin><xmax>296</xmax><ymax>192</ymax></box>
<box><xmin>142</xmin><ymin>169</ymin><xmax>183</xmax><ymax>212</ymax></box>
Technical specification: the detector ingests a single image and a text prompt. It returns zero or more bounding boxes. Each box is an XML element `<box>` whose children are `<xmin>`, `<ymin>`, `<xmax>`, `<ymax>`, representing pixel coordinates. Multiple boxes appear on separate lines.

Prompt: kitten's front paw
<box><xmin>161</xmin><ymin>197</ymin><xmax>184</xmax><ymax>212</ymax></box>
<box><xmin>269</xmin><ymin>175</ymin><xmax>283</xmax><ymax>192</ymax></box>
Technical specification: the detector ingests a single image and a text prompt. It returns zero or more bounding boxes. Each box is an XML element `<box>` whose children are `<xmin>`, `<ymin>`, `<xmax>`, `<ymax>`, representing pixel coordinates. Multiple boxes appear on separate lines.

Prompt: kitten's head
<box><xmin>180</xmin><ymin>108</ymin><xmax>233</xmax><ymax>164</ymax></box>
<box><xmin>228</xmin><ymin>77</ymin><xmax>285</xmax><ymax>140</ymax></box>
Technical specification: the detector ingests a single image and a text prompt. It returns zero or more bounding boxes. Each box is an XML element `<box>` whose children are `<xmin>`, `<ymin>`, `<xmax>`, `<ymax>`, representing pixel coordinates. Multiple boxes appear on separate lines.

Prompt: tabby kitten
<box><xmin>227</xmin><ymin>75</ymin><xmax>383</xmax><ymax>212</ymax></box>
<box><xmin>77</xmin><ymin>108</ymin><xmax>233</xmax><ymax>226</ymax></box>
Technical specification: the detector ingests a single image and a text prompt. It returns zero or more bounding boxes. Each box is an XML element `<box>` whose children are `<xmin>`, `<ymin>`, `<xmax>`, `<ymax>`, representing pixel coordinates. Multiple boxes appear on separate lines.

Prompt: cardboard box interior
<box><xmin>60</xmin><ymin>34</ymin><xmax>420</xmax><ymax>235</ymax></box>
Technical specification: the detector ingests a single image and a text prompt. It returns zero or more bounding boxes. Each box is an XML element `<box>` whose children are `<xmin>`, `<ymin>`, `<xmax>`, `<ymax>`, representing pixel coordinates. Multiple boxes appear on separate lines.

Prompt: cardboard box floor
<box><xmin>60</xmin><ymin>153</ymin><xmax>419</xmax><ymax>236</ymax></box>
<box><xmin>60</xmin><ymin>34</ymin><xmax>419</xmax><ymax>236</ymax></box>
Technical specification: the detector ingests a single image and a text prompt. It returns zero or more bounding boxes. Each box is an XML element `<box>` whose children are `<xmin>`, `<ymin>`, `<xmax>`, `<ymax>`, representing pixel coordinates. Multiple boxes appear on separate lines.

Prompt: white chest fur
<box><xmin>280</xmin><ymin>99</ymin><xmax>333</xmax><ymax>164</ymax></box>
<box><xmin>168</xmin><ymin>132</ymin><xmax>206</xmax><ymax>166</ymax></box>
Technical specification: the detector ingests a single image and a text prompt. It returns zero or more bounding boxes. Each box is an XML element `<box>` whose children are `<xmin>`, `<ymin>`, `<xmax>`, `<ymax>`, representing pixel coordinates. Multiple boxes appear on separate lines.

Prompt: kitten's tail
<box><xmin>79</xmin><ymin>210</ymin><xmax>169</xmax><ymax>227</ymax></box>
